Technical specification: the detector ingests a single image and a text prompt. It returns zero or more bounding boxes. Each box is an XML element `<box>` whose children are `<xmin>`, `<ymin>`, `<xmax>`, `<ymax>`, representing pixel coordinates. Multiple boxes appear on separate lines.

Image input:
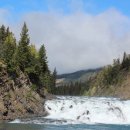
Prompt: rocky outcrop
<box><xmin>0</xmin><ymin>62</ymin><xmax>47</xmax><ymax>121</ymax></box>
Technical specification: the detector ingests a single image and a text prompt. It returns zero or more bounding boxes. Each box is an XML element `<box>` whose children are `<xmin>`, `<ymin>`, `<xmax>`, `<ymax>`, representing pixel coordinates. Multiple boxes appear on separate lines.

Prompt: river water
<box><xmin>1</xmin><ymin>96</ymin><xmax>130</xmax><ymax>130</ymax></box>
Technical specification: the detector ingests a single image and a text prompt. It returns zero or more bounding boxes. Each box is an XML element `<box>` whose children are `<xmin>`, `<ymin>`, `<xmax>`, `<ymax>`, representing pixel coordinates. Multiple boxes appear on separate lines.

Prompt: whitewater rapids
<box><xmin>44</xmin><ymin>96</ymin><xmax>130</xmax><ymax>125</ymax></box>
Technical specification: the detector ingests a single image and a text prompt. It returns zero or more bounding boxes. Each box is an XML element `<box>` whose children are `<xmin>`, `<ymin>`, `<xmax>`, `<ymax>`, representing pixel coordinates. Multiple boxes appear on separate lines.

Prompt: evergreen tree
<box><xmin>15</xmin><ymin>22</ymin><xmax>30</xmax><ymax>71</ymax></box>
<box><xmin>29</xmin><ymin>44</ymin><xmax>38</xmax><ymax>58</ymax></box>
<box><xmin>0</xmin><ymin>25</ymin><xmax>6</xmax><ymax>44</ymax></box>
<box><xmin>0</xmin><ymin>25</ymin><xmax>6</xmax><ymax>60</ymax></box>
<box><xmin>26</xmin><ymin>44</ymin><xmax>40</xmax><ymax>84</ymax></box>
<box><xmin>38</xmin><ymin>44</ymin><xmax>52</xmax><ymax>91</ymax></box>
<box><xmin>52</xmin><ymin>68</ymin><xmax>57</xmax><ymax>87</ymax></box>
<box><xmin>4</xmin><ymin>32</ymin><xmax>16</xmax><ymax>65</ymax></box>
<box><xmin>38</xmin><ymin>44</ymin><xmax>48</xmax><ymax>73</ymax></box>
<box><xmin>50</xmin><ymin>68</ymin><xmax>57</xmax><ymax>93</ymax></box>
<box><xmin>121</xmin><ymin>52</ymin><xmax>130</xmax><ymax>70</ymax></box>
<box><xmin>0</xmin><ymin>23</ymin><xmax>54</xmax><ymax>95</ymax></box>
<box><xmin>40</xmin><ymin>71</ymin><xmax>51</xmax><ymax>90</ymax></box>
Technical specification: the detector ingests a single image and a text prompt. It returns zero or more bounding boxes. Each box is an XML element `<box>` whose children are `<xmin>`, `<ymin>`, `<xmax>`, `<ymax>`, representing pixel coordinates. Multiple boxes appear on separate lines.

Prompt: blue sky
<box><xmin>0</xmin><ymin>0</ymin><xmax>130</xmax><ymax>73</ymax></box>
<box><xmin>0</xmin><ymin>0</ymin><xmax>130</xmax><ymax>17</ymax></box>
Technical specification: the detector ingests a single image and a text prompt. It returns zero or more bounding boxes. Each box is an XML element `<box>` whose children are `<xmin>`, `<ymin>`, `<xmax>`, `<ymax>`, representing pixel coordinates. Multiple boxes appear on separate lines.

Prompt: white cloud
<box><xmin>1</xmin><ymin>8</ymin><xmax>130</xmax><ymax>74</ymax></box>
<box><xmin>0</xmin><ymin>8</ymin><xmax>10</xmax><ymax>25</ymax></box>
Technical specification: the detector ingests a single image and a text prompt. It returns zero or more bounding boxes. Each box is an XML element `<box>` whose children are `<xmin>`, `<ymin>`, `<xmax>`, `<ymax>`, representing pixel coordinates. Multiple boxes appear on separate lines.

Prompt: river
<box><xmin>1</xmin><ymin>96</ymin><xmax>130</xmax><ymax>130</ymax></box>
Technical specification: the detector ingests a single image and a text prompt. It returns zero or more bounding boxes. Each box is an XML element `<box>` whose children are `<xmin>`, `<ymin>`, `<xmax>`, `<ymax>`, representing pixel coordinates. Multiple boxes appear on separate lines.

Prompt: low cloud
<box><xmin>0</xmin><ymin>8</ymin><xmax>10</xmax><ymax>25</ymax></box>
<box><xmin>1</xmin><ymin>8</ymin><xmax>130</xmax><ymax>74</ymax></box>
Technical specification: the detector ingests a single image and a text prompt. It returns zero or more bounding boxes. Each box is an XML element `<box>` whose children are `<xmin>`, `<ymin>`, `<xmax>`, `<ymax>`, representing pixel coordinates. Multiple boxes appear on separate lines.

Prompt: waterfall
<box><xmin>44</xmin><ymin>96</ymin><xmax>130</xmax><ymax>124</ymax></box>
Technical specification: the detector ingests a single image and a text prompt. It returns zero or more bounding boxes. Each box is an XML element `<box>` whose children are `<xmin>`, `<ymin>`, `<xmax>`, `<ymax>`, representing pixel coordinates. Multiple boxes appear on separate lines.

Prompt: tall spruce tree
<box><xmin>53</xmin><ymin>68</ymin><xmax>57</xmax><ymax>86</ymax></box>
<box><xmin>38</xmin><ymin>44</ymin><xmax>51</xmax><ymax>91</ymax></box>
<box><xmin>121</xmin><ymin>52</ymin><xmax>130</xmax><ymax>70</ymax></box>
<box><xmin>26</xmin><ymin>44</ymin><xmax>40</xmax><ymax>84</ymax></box>
<box><xmin>15</xmin><ymin>22</ymin><xmax>30</xmax><ymax>71</ymax></box>
<box><xmin>38</xmin><ymin>44</ymin><xmax>48</xmax><ymax>73</ymax></box>
<box><xmin>0</xmin><ymin>25</ymin><xmax>6</xmax><ymax>44</ymax></box>
<box><xmin>4</xmin><ymin>32</ymin><xmax>16</xmax><ymax>64</ymax></box>
<box><xmin>50</xmin><ymin>68</ymin><xmax>57</xmax><ymax>94</ymax></box>
<box><xmin>0</xmin><ymin>25</ymin><xmax>6</xmax><ymax>60</ymax></box>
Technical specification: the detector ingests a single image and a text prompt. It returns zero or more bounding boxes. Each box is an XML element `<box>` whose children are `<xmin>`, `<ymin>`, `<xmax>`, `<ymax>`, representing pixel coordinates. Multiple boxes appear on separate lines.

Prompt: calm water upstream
<box><xmin>0</xmin><ymin>123</ymin><xmax>130</xmax><ymax>130</ymax></box>
<box><xmin>2</xmin><ymin>96</ymin><xmax>130</xmax><ymax>130</ymax></box>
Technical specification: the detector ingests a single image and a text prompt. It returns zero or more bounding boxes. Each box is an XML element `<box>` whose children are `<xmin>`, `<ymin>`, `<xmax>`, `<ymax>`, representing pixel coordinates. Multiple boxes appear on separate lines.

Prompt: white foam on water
<box><xmin>10</xmin><ymin>119</ymin><xmax>21</xmax><ymax>123</ymax></box>
<box><xmin>10</xmin><ymin>96</ymin><xmax>130</xmax><ymax>125</ymax></box>
<box><xmin>44</xmin><ymin>96</ymin><xmax>130</xmax><ymax>125</ymax></box>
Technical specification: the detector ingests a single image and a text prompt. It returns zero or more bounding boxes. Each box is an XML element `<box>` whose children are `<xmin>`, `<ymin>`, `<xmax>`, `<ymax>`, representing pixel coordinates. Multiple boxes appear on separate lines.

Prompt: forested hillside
<box><xmin>0</xmin><ymin>23</ymin><xmax>57</xmax><ymax>120</ymax></box>
<box><xmin>0</xmin><ymin>23</ymin><xmax>56</xmax><ymax>95</ymax></box>
<box><xmin>57</xmin><ymin>68</ymin><xmax>101</xmax><ymax>82</ymax></box>
<box><xmin>53</xmin><ymin>68</ymin><xmax>101</xmax><ymax>95</ymax></box>
<box><xmin>53</xmin><ymin>52</ymin><xmax>130</xmax><ymax>99</ymax></box>
<box><xmin>84</xmin><ymin>52</ymin><xmax>130</xmax><ymax>99</ymax></box>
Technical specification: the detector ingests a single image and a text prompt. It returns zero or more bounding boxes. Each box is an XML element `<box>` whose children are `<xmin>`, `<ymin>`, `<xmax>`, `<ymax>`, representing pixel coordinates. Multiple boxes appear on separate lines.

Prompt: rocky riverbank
<box><xmin>0</xmin><ymin>62</ymin><xmax>51</xmax><ymax>121</ymax></box>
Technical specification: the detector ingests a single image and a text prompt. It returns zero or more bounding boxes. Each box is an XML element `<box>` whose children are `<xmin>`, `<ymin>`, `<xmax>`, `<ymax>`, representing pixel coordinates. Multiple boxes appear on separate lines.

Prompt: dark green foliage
<box><xmin>53</xmin><ymin>81</ymin><xmax>88</xmax><ymax>95</ymax></box>
<box><xmin>4</xmin><ymin>32</ymin><xmax>16</xmax><ymax>64</ymax></box>
<box><xmin>90</xmin><ymin>53</ymin><xmax>130</xmax><ymax>88</ymax></box>
<box><xmin>121</xmin><ymin>52</ymin><xmax>130</xmax><ymax>70</ymax></box>
<box><xmin>0</xmin><ymin>23</ymin><xmax>55</xmax><ymax>95</ymax></box>
<box><xmin>102</xmin><ymin>53</ymin><xmax>130</xmax><ymax>86</ymax></box>
<box><xmin>0</xmin><ymin>26</ymin><xmax>16</xmax><ymax>74</ymax></box>
<box><xmin>38</xmin><ymin>45</ymin><xmax>48</xmax><ymax>73</ymax></box>
<box><xmin>82</xmin><ymin>52</ymin><xmax>130</xmax><ymax>96</ymax></box>
<box><xmin>52</xmin><ymin>68</ymin><xmax>57</xmax><ymax>86</ymax></box>
<box><xmin>54</xmin><ymin>52</ymin><xmax>130</xmax><ymax>96</ymax></box>
<box><xmin>0</xmin><ymin>25</ymin><xmax>9</xmax><ymax>59</ymax></box>
<box><xmin>0</xmin><ymin>25</ymin><xmax>6</xmax><ymax>44</ymax></box>
<box><xmin>49</xmin><ymin>68</ymin><xmax>57</xmax><ymax>93</ymax></box>
<box><xmin>15</xmin><ymin>22</ymin><xmax>31</xmax><ymax>72</ymax></box>
<box><xmin>102</xmin><ymin>59</ymin><xmax>121</xmax><ymax>85</ymax></box>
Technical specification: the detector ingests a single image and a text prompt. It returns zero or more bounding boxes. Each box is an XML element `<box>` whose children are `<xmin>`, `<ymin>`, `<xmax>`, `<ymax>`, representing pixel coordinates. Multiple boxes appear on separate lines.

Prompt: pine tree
<box><xmin>53</xmin><ymin>68</ymin><xmax>57</xmax><ymax>87</ymax></box>
<box><xmin>15</xmin><ymin>22</ymin><xmax>30</xmax><ymax>71</ymax></box>
<box><xmin>0</xmin><ymin>25</ymin><xmax>6</xmax><ymax>44</ymax></box>
<box><xmin>121</xmin><ymin>52</ymin><xmax>130</xmax><ymax>70</ymax></box>
<box><xmin>38</xmin><ymin>44</ymin><xmax>52</xmax><ymax>91</ymax></box>
<box><xmin>26</xmin><ymin>44</ymin><xmax>40</xmax><ymax>84</ymax></box>
<box><xmin>0</xmin><ymin>25</ymin><xmax>6</xmax><ymax>60</ymax></box>
<box><xmin>4</xmin><ymin>32</ymin><xmax>16</xmax><ymax>64</ymax></box>
<box><xmin>50</xmin><ymin>68</ymin><xmax>57</xmax><ymax>93</ymax></box>
<box><xmin>29</xmin><ymin>44</ymin><xmax>38</xmax><ymax>58</ymax></box>
<box><xmin>38</xmin><ymin>44</ymin><xmax>48</xmax><ymax>73</ymax></box>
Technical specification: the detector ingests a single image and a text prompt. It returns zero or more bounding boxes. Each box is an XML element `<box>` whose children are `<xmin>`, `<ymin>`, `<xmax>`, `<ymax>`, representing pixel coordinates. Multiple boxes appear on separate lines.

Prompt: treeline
<box><xmin>94</xmin><ymin>52</ymin><xmax>130</xmax><ymax>86</ymax></box>
<box><xmin>52</xmin><ymin>81</ymin><xmax>90</xmax><ymax>95</ymax></box>
<box><xmin>52</xmin><ymin>52</ymin><xmax>130</xmax><ymax>96</ymax></box>
<box><xmin>0</xmin><ymin>23</ymin><xmax>56</xmax><ymax>95</ymax></box>
<box><xmin>83</xmin><ymin>52</ymin><xmax>130</xmax><ymax>96</ymax></box>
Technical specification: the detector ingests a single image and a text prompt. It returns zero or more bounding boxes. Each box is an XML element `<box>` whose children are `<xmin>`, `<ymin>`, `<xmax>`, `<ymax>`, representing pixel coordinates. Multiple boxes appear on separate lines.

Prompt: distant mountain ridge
<box><xmin>58</xmin><ymin>68</ymin><xmax>102</xmax><ymax>79</ymax></box>
<box><xmin>57</xmin><ymin>68</ymin><xmax>102</xmax><ymax>85</ymax></box>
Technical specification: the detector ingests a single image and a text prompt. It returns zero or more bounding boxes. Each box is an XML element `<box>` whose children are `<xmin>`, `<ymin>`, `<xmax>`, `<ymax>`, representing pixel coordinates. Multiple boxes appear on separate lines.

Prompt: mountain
<box><xmin>55</xmin><ymin>52</ymin><xmax>130</xmax><ymax>99</ymax></box>
<box><xmin>56</xmin><ymin>68</ymin><xmax>102</xmax><ymax>86</ymax></box>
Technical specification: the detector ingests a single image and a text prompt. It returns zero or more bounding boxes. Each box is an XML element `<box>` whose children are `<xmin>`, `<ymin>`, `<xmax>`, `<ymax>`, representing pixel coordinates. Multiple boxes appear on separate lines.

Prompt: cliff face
<box><xmin>0</xmin><ymin>62</ymin><xmax>47</xmax><ymax>121</ymax></box>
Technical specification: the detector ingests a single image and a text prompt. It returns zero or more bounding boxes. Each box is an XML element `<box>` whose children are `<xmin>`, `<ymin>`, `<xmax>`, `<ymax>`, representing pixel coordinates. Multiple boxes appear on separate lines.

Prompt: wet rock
<box><xmin>86</xmin><ymin>110</ymin><xmax>90</xmax><ymax>115</ymax></box>
<box><xmin>77</xmin><ymin>116</ymin><xmax>80</xmax><ymax>120</ymax></box>
<box><xmin>69</xmin><ymin>105</ymin><xmax>73</xmax><ymax>108</ymax></box>
<box><xmin>61</xmin><ymin>107</ymin><xmax>64</xmax><ymax>110</ymax></box>
<box><xmin>48</xmin><ymin>107</ymin><xmax>51</xmax><ymax>110</ymax></box>
<box><xmin>87</xmin><ymin>117</ymin><xmax>90</xmax><ymax>121</ymax></box>
<box><xmin>82</xmin><ymin>112</ymin><xmax>85</xmax><ymax>115</ymax></box>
